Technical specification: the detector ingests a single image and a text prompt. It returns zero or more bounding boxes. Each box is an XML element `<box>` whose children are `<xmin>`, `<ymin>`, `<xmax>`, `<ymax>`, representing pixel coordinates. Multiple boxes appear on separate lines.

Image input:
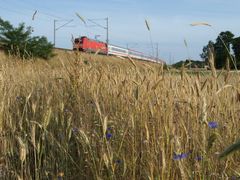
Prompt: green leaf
<box><xmin>219</xmin><ymin>139</ymin><xmax>240</xmax><ymax>159</ymax></box>
<box><xmin>207</xmin><ymin>133</ymin><xmax>217</xmax><ymax>151</ymax></box>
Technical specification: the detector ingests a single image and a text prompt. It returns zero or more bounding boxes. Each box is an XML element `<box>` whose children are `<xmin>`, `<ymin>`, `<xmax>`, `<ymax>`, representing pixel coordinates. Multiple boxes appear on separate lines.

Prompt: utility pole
<box><xmin>169</xmin><ymin>52</ymin><xmax>172</xmax><ymax>65</ymax></box>
<box><xmin>53</xmin><ymin>19</ymin><xmax>73</xmax><ymax>47</ymax></box>
<box><xmin>54</xmin><ymin>20</ymin><xmax>56</xmax><ymax>47</ymax></box>
<box><xmin>106</xmin><ymin>17</ymin><xmax>109</xmax><ymax>45</ymax></box>
<box><xmin>87</xmin><ymin>17</ymin><xmax>109</xmax><ymax>44</ymax></box>
<box><xmin>156</xmin><ymin>43</ymin><xmax>159</xmax><ymax>59</ymax></box>
<box><xmin>87</xmin><ymin>17</ymin><xmax>109</xmax><ymax>54</ymax></box>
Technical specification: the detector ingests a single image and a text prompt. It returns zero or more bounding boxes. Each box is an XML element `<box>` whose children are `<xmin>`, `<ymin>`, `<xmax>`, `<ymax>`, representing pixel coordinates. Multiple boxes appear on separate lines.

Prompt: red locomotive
<box><xmin>73</xmin><ymin>36</ymin><xmax>108</xmax><ymax>55</ymax></box>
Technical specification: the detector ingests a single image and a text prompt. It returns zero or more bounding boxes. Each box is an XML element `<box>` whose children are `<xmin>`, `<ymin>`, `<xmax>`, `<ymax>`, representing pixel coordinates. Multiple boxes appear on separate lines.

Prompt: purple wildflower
<box><xmin>208</xmin><ymin>121</ymin><xmax>218</xmax><ymax>129</ymax></box>
<box><xmin>173</xmin><ymin>152</ymin><xmax>191</xmax><ymax>160</ymax></box>
<box><xmin>16</xmin><ymin>96</ymin><xmax>24</xmax><ymax>102</ymax></box>
<box><xmin>195</xmin><ymin>156</ymin><xmax>203</xmax><ymax>161</ymax></box>
<box><xmin>115</xmin><ymin>159</ymin><xmax>122</xmax><ymax>164</ymax></box>
<box><xmin>58</xmin><ymin>133</ymin><xmax>65</xmax><ymax>140</ymax></box>
<box><xmin>72</xmin><ymin>127</ymin><xmax>78</xmax><ymax>134</ymax></box>
<box><xmin>105</xmin><ymin>127</ymin><xmax>113</xmax><ymax>140</ymax></box>
<box><xmin>106</xmin><ymin>133</ymin><xmax>112</xmax><ymax>140</ymax></box>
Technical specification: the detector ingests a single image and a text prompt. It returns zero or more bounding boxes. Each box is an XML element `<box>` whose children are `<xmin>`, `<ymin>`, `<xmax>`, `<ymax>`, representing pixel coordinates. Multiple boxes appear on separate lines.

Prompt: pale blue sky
<box><xmin>0</xmin><ymin>0</ymin><xmax>239</xmax><ymax>63</ymax></box>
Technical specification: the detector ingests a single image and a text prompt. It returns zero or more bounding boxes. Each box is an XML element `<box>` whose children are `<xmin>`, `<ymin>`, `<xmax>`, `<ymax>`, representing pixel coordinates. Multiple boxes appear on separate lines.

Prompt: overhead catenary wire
<box><xmin>0</xmin><ymin>5</ymin><xmax>54</xmax><ymax>22</ymax></box>
<box><xmin>1</xmin><ymin>0</ymin><xmax>69</xmax><ymax>20</ymax></box>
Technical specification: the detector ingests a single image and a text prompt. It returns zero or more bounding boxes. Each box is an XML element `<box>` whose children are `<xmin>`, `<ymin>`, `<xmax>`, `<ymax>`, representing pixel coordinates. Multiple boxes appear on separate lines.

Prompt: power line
<box><xmin>1</xmin><ymin>0</ymin><xmax>68</xmax><ymax>20</ymax></box>
<box><xmin>0</xmin><ymin>5</ymin><xmax>32</xmax><ymax>18</ymax></box>
<box><xmin>0</xmin><ymin>5</ymin><xmax>52</xmax><ymax>22</ymax></box>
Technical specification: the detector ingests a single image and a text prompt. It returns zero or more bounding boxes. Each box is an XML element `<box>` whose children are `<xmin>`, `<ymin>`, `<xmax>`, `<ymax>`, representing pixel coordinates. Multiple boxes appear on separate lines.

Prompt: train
<box><xmin>73</xmin><ymin>36</ymin><xmax>165</xmax><ymax>64</ymax></box>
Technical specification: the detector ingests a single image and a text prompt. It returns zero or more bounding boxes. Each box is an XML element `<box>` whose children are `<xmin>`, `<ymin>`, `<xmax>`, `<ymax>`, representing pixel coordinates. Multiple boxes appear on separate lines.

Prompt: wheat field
<box><xmin>0</xmin><ymin>50</ymin><xmax>240</xmax><ymax>179</ymax></box>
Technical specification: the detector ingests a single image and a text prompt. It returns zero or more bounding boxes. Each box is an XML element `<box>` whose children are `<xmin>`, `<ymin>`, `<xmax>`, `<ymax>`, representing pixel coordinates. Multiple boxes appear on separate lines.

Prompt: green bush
<box><xmin>0</xmin><ymin>18</ymin><xmax>54</xmax><ymax>59</ymax></box>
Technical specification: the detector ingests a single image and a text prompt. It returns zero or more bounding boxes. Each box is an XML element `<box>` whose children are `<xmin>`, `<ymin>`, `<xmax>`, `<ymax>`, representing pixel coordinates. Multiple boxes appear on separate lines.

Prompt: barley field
<box><xmin>0</xmin><ymin>50</ymin><xmax>240</xmax><ymax>179</ymax></box>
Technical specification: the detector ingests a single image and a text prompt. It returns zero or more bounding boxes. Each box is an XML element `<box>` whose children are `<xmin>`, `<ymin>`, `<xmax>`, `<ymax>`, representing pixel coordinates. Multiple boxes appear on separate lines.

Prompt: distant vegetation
<box><xmin>201</xmin><ymin>31</ymin><xmax>240</xmax><ymax>69</ymax></box>
<box><xmin>0</xmin><ymin>18</ymin><xmax>54</xmax><ymax>59</ymax></box>
<box><xmin>172</xmin><ymin>31</ymin><xmax>240</xmax><ymax>70</ymax></box>
<box><xmin>172</xmin><ymin>59</ymin><xmax>206</xmax><ymax>69</ymax></box>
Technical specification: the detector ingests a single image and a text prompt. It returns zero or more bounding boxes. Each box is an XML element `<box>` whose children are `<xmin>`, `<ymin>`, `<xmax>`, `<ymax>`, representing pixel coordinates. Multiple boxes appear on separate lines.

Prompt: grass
<box><xmin>0</xmin><ymin>49</ymin><xmax>240</xmax><ymax>179</ymax></box>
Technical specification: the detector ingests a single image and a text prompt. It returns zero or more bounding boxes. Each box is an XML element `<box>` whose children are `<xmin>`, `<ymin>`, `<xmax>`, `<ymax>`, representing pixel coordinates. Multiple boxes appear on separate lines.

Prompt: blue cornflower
<box><xmin>195</xmin><ymin>156</ymin><xmax>203</xmax><ymax>161</ymax></box>
<box><xmin>115</xmin><ymin>159</ymin><xmax>122</xmax><ymax>164</ymax></box>
<box><xmin>57</xmin><ymin>177</ymin><xmax>63</xmax><ymax>180</ymax></box>
<box><xmin>231</xmin><ymin>176</ymin><xmax>239</xmax><ymax>180</ymax></box>
<box><xmin>58</xmin><ymin>133</ymin><xmax>65</xmax><ymax>140</ymax></box>
<box><xmin>106</xmin><ymin>133</ymin><xmax>112</xmax><ymax>140</ymax></box>
<box><xmin>208</xmin><ymin>121</ymin><xmax>218</xmax><ymax>129</ymax></box>
<box><xmin>72</xmin><ymin>127</ymin><xmax>78</xmax><ymax>134</ymax></box>
<box><xmin>173</xmin><ymin>152</ymin><xmax>190</xmax><ymax>160</ymax></box>
<box><xmin>16</xmin><ymin>96</ymin><xmax>24</xmax><ymax>102</ymax></box>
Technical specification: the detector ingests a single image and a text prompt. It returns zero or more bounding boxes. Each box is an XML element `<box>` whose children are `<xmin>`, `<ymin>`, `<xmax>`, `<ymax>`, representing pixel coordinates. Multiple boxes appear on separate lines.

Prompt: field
<box><xmin>0</xmin><ymin>50</ymin><xmax>240</xmax><ymax>179</ymax></box>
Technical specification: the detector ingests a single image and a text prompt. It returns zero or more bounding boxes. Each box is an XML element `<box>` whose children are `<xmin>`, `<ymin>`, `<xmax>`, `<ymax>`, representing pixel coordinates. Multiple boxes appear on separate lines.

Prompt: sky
<box><xmin>0</xmin><ymin>0</ymin><xmax>239</xmax><ymax>64</ymax></box>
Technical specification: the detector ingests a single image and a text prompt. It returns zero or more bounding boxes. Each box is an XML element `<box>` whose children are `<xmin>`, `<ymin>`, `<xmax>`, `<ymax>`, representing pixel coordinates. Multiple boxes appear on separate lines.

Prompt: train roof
<box><xmin>75</xmin><ymin>36</ymin><xmax>106</xmax><ymax>44</ymax></box>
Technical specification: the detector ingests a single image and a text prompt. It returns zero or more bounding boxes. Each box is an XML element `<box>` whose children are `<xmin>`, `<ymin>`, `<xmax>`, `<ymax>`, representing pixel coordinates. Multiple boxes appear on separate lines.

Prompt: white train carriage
<box><xmin>108</xmin><ymin>45</ymin><xmax>129</xmax><ymax>57</ymax></box>
<box><xmin>108</xmin><ymin>44</ymin><xmax>164</xmax><ymax>64</ymax></box>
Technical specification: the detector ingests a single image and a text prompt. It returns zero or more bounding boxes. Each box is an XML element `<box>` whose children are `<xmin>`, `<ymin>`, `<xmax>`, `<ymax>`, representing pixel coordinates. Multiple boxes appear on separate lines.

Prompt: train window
<box><xmin>129</xmin><ymin>51</ymin><xmax>141</xmax><ymax>56</ymax></box>
<box><xmin>74</xmin><ymin>39</ymin><xmax>80</xmax><ymax>43</ymax></box>
<box><xmin>111</xmin><ymin>47</ymin><xmax>127</xmax><ymax>53</ymax></box>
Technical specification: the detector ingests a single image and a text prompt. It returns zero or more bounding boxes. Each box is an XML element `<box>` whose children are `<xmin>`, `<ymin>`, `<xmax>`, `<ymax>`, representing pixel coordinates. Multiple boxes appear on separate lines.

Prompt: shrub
<box><xmin>0</xmin><ymin>18</ymin><xmax>54</xmax><ymax>59</ymax></box>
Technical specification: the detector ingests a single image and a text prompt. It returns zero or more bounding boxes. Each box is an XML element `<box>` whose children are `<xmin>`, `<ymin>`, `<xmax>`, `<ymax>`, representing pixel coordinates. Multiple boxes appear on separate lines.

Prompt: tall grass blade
<box><xmin>219</xmin><ymin>139</ymin><xmax>240</xmax><ymax>158</ymax></box>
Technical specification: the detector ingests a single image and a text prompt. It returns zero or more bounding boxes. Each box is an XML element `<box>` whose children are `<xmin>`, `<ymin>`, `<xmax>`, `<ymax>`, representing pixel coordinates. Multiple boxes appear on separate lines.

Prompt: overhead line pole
<box><xmin>106</xmin><ymin>17</ymin><xmax>109</xmax><ymax>45</ymax></box>
<box><xmin>106</xmin><ymin>17</ymin><xmax>109</xmax><ymax>55</ymax></box>
<box><xmin>54</xmin><ymin>20</ymin><xmax>56</xmax><ymax>47</ymax></box>
<box><xmin>87</xmin><ymin>17</ymin><xmax>109</xmax><ymax>44</ymax></box>
<box><xmin>53</xmin><ymin>19</ymin><xmax>73</xmax><ymax>47</ymax></box>
<box><xmin>87</xmin><ymin>17</ymin><xmax>109</xmax><ymax>54</ymax></box>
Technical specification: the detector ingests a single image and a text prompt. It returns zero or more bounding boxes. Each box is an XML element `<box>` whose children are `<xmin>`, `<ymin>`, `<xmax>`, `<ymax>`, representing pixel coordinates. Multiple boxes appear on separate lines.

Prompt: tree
<box><xmin>214</xmin><ymin>31</ymin><xmax>234</xmax><ymax>69</ymax></box>
<box><xmin>232</xmin><ymin>37</ymin><xmax>240</xmax><ymax>68</ymax></box>
<box><xmin>201</xmin><ymin>31</ymin><xmax>236</xmax><ymax>69</ymax></box>
<box><xmin>0</xmin><ymin>18</ymin><xmax>54</xmax><ymax>59</ymax></box>
<box><xmin>200</xmin><ymin>40</ymin><xmax>214</xmax><ymax>64</ymax></box>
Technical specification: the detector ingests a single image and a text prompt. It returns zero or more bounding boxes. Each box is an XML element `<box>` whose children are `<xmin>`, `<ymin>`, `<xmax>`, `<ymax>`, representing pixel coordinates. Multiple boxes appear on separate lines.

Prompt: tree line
<box><xmin>201</xmin><ymin>31</ymin><xmax>240</xmax><ymax>69</ymax></box>
<box><xmin>0</xmin><ymin>17</ymin><xmax>53</xmax><ymax>59</ymax></box>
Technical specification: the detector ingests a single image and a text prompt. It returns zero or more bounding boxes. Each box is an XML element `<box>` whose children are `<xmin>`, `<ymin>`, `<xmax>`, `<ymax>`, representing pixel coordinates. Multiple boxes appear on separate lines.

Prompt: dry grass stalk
<box><xmin>0</xmin><ymin>50</ymin><xmax>239</xmax><ymax>179</ymax></box>
<box><xmin>208</xmin><ymin>47</ymin><xmax>217</xmax><ymax>79</ymax></box>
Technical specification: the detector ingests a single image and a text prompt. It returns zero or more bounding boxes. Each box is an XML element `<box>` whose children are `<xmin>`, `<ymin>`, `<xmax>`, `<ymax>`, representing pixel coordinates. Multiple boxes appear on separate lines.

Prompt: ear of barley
<box><xmin>190</xmin><ymin>22</ymin><xmax>212</xmax><ymax>27</ymax></box>
<box><xmin>75</xmin><ymin>13</ymin><xmax>86</xmax><ymax>25</ymax></box>
<box><xmin>94</xmin><ymin>49</ymin><xmax>101</xmax><ymax>56</ymax></box>
<box><xmin>102</xmin><ymin>153</ymin><xmax>109</xmax><ymax>168</ymax></box>
<box><xmin>32</xmin><ymin>10</ymin><xmax>37</xmax><ymax>21</ymax></box>
<box><xmin>208</xmin><ymin>47</ymin><xmax>217</xmax><ymax>78</ymax></box>
<box><xmin>127</xmin><ymin>56</ymin><xmax>137</xmax><ymax>68</ymax></box>
<box><xmin>145</xmin><ymin>19</ymin><xmax>150</xmax><ymax>31</ymax></box>
<box><xmin>17</xmin><ymin>137</ymin><xmax>27</xmax><ymax>163</ymax></box>
<box><xmin>103</xmin><ymin>116</ymin><xmax>108</xmax><ymax>135</ymax></box>
<box><xmin>184</xmin><ymin>39</ymin><xmax>188</xmax><ymax>48</ymax></box>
